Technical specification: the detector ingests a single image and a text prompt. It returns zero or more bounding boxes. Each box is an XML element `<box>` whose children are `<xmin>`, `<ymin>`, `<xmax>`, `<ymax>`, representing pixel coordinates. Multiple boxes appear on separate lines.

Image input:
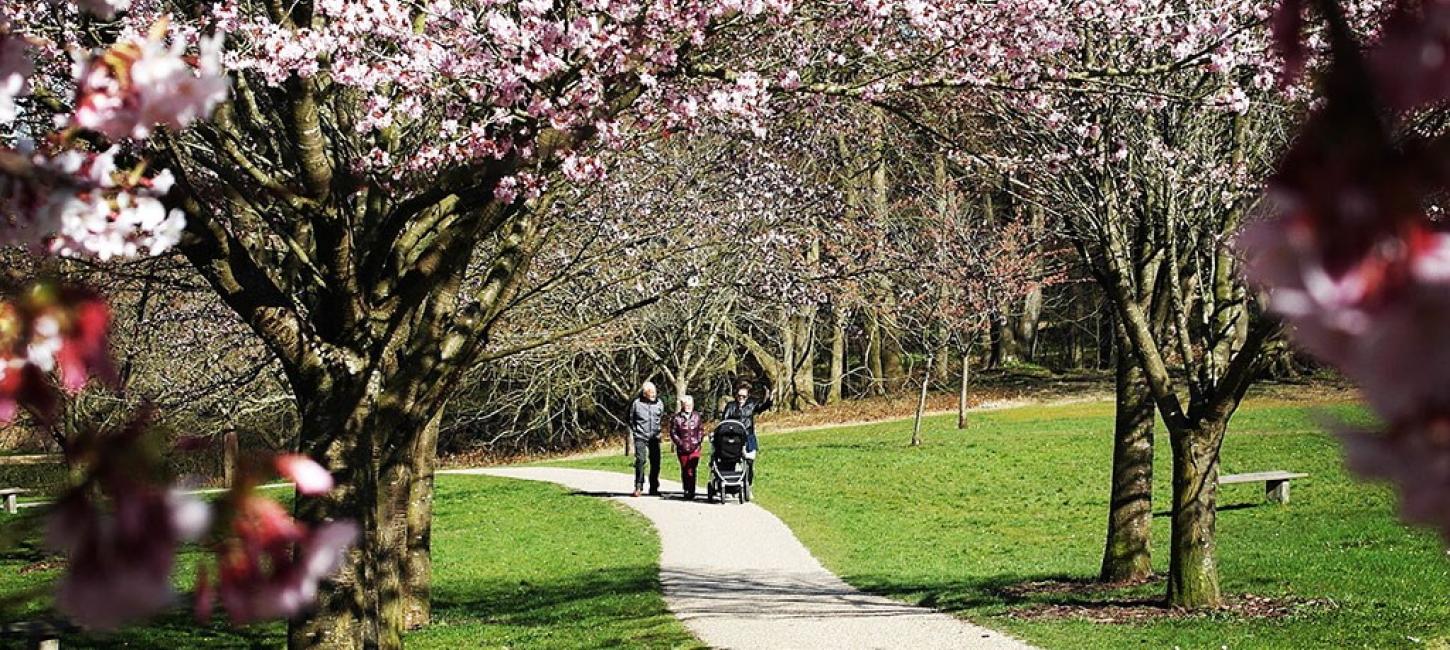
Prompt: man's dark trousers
<box><xmin>634</xmin><ymin>437</ymin><xmax>661</xmax><ymax>494</ymax></box>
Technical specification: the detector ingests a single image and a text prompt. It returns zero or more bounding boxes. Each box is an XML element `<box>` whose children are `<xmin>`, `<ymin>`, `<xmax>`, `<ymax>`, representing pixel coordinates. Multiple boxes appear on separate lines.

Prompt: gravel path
<box><xmin>448</xmin><ymin>466</ymin><xmax>1035</xmax><ymax>650</ymax></box>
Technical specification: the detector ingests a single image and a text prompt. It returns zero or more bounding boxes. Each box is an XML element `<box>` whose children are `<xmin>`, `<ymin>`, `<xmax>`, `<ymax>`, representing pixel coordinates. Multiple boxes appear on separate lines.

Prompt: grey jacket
<box><xmin>628</xmin><ymin>396</ymin><xmax>665</xmax><ymax>440</ymax></box>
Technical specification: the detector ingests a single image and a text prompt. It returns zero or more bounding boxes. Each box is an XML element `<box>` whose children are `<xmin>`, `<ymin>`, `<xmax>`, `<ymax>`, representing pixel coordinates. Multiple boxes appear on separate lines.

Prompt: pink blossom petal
<box><xmin>275</xmin><ymin>454</ymin><xmax>334</xmax><ymax>495</ymax></box>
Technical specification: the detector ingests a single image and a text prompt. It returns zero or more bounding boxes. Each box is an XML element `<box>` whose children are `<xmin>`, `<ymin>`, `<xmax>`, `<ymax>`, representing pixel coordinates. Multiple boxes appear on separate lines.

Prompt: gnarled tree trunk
<box><xmin>1099</xmin><ymin>341</ymin><xmax>1154</xmax><ymax>583</ymax></box>
<box><xmin>1167</xmin><ymin>420</ymin><xmax>1225</xmax><ymax>607</ymax></box>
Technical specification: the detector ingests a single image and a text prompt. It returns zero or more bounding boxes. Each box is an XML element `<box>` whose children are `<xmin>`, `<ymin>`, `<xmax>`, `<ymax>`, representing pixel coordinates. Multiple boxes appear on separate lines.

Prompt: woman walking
<box><xmin>669</xmin><ymin>395</ymin><xmax>706</xmax><ymax>500</ymax></box>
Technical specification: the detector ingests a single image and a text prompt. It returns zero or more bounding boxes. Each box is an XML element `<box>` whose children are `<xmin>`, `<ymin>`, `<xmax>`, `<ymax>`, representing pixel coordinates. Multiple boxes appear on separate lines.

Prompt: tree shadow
<box><xmin>839</xmin><ymin>571</ymin><xmax>1172</xmax><ymax>617</ymax></box>
<box><xmin>1152</xmin><ymin>502</ymin><xmax>1261</xmax><ymax>518</ymax></box>
<box><xmin>425</xmin><ymin>564</ymin><xmax>688</xmax><ymax>647</ymax></box>
<box><xmin>0</xmin><ymin>612</ymin><xmax>283</xmax><ymax>650</ymax></box>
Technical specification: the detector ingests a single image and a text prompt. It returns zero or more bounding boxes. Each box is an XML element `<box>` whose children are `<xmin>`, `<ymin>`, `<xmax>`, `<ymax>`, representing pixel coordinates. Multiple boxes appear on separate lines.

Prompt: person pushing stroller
<box><xmin>719</xmin><ymin>381</ymin><xmax>772</xmax><ymax>485</ymax></box>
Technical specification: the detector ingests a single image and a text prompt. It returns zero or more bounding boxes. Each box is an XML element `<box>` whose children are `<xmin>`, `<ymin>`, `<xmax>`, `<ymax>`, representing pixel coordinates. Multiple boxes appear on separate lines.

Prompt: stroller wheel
<box><xmin>743</xmin><ymin>481</ymin><xmax>752</xmax><ymax>503</ymax></box>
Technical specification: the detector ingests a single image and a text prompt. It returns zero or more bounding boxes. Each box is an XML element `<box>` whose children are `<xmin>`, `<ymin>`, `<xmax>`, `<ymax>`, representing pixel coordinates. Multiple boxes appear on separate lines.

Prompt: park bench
<box><xmin>1</xmin><ymin>487</ymin><xmax>26</xmax><ymax>514</ymax></box>
<box><xmin>5</xmin><ymin>619</ymin><xmax>69</xmax><ymax>649</ymax></box>
<box><xmin>1219</xmin><ymin>470</ymin><xmax>1308</xmax><ymax>504</ymax></box>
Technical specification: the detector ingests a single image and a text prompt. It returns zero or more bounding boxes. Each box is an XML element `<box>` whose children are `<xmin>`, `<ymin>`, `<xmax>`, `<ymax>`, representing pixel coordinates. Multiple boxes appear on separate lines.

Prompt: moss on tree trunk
<box><xmin>1167</xmin><ymin>422</ymin><xmax>1224</xmax><ymax>609</ymax></box>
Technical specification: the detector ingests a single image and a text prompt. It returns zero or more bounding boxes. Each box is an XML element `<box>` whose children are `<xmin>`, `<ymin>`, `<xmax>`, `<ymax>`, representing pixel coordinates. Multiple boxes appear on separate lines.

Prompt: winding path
<box><xmin>446</xmin><ymin>466</ymin><xmax>1035</xmax><ymax>650</ymax></box>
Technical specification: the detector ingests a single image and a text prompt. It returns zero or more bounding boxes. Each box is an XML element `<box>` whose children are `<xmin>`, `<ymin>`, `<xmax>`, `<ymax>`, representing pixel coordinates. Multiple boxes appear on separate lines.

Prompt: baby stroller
<box><xmin>707</xmin><ymin>420</ymin><xmax>751</xmax><ymax>504</ymax></box>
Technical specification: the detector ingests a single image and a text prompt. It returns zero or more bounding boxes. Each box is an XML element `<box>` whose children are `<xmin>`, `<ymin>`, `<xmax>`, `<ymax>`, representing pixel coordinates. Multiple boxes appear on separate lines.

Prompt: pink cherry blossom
<box><xmin>1249</xmin><ymin>0</ymin><xmax>1450</xmax><ymax>541</ymax></box>
<box><xmin>0</xmin><ymin>285</ymin><xmax>117</xmax><ymax>421</ymax></box>
<box><xmin>0</xmin><ymin>32</ymin><xmax>30</xmax><ymax>125</ymax></box>
<box><xmin>3</xmin><ymin>147</ymin><xmax>188</xmax><ymax>259</ymax></box>
<box><xmin>208</xmin><ymin>495</ymin><xmax>358</xmax><ymax>624</ymax></box>
<box><xmin>72</xmin><ymin>23</ymin><xmax>228</xmax><ymax>141</ymax></box>
<box><xmin>46</xmin><ymin>485</ymin><xmax>210</xmax><ymax>630</ymax></box>
<box><xmin>275</xmin><ymin>454</ymin><xmax>334</xmax><ymax>495</ymax></box>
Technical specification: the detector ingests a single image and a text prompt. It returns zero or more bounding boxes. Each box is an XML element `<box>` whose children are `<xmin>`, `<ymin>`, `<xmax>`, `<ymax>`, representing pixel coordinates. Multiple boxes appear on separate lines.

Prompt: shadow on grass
<box><xmin>426</xmin><ymin>565</ymin><xmax>683</xmax><ymax>642</ymax></box>
<box><xmin>844</xmin><ymin>572</ymin><xmax>1171</xmax><ymax>616</ymax></box>
<box><xmin>1152</xmin><ymin>501</ymin><xmax>1263</xmax><ymax>518</ymax></box>
<box><xmin>0</xmin><ymin>611</ymin><xmax>283</xmax><ymax>650</ymax></box>
<box><xmin>568</xmin><ymin>489</ymin><xmax>638</xmax><ymax>498</ymax></box>
<box><xmin>4</xmin><ymin>568</ymin><xmax>671</xmax><ymax>650</ymax></box>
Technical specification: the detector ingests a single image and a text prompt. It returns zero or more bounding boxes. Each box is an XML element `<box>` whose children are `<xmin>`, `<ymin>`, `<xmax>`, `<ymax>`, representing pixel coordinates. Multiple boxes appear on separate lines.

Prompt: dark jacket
<box><xmin>720</xmin><ymin>394</ymin><xmax>772</xmax><ymax>452</ymax></box>
<box><xmin>628</xmin><ymin>396</ymin><xmax>664</xmax><ymax>440</ymax></box>
<box><xmin>669</xmin><ymin>411</ymin><xmax>705</xmax><ymax>455</ymax></box>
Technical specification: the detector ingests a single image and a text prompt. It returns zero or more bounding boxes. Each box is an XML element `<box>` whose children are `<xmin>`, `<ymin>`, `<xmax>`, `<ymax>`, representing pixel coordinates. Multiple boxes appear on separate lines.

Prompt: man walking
<box><xmin>628</xmin><ymin>381</ymin><xmax>665</xmax><ymax>497</ymax></box>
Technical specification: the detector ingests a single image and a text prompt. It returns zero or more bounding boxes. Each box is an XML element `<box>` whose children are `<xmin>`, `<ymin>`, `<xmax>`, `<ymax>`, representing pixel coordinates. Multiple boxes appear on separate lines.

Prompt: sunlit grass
<box><xmin>558</xmin><ymin>396</ymin><xmax>1449</xmax><ymax>649</ymax></box>
<box><xmin>0</xmin><ymin>475</ymin><xmax>697</xmax><ymax>649</ymax></box>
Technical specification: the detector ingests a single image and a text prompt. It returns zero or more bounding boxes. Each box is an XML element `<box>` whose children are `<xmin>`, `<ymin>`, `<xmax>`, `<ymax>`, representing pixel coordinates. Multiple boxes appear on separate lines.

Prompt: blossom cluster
<box><xmin>1241</xmin><ymin>0</ymin><xmax>1450</xmax><ymax>539</ymax></box>
<box><xmin>0</xmin><ymin>283</ymin><xmax>114</xmax><ymax>421</ymax></box>
<box><xmin>70</xmin><ymin>19</ymin><xmax>227</xmax><ymax>141</ymax></box>
<box><xmin>2</xmin><ymin>17</ymin><xmax>226</xmax><ymax>258</ymax></box>
<box><xmin>1</xmin><ymin>2</ymin><xmax>354</xmax><ymax>633</ymax></box>
<box><xmin>2</xmin><ymin>147</ymin><xmax>186</xmax><ymax>259</ymax></box>
<box><xmin>197</xmin><ymin>455</ymin><xmax>358</xmax><ymax>625</ymax></box>
<box><xmin>46</xmin><ymin>412</ymin><xmax>356</xmax><ymax>629</ymax></box>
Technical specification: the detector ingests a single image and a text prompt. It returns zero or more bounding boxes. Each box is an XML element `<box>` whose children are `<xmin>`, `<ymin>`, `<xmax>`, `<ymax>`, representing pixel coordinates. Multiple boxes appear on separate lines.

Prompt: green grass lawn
<box><xmin>556</xmin><ymin>397</ymin><xmax>1450</xmax><ymax>649</ymax></box>
<box><xmin>0</xmin><ymin>475</ymin><xmax>697</xmax><ymax>649</ymax></box>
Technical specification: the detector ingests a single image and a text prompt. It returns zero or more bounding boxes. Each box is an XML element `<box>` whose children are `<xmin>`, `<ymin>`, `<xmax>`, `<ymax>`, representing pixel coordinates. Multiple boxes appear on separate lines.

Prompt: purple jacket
<box><xmin>669</xmin><ymin>411</ymin><xmax>705</xmax><ymax>454</ymax></box>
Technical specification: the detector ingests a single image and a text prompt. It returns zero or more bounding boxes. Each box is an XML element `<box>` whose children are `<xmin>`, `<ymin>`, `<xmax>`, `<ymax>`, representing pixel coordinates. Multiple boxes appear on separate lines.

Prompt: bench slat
<box><xmin>1219</xmin><ymin>471</ymin><xmax>1307</xmax><ymax>484</ymax></box>
<box><xmin>0</xmin><ymin>488</ymin><xmax>28</xmax><ymax>495</ymax></box>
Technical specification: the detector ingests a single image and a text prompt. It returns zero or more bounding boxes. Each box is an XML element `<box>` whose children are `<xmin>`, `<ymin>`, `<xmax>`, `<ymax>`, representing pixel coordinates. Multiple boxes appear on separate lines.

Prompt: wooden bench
<box><xmin>5</xmin><ymin>619</ymin><xmax>69</xmax><ymax>649</ymax></box>
<box><xmin>1</xmin><ymin>487</ymin><xmax>27</xmax><ymax>514</ymax></box>
<box><xmin>1219</xmin><ymin>471</ymin><xmax>1308</xmax><ymax>504</ymax></box>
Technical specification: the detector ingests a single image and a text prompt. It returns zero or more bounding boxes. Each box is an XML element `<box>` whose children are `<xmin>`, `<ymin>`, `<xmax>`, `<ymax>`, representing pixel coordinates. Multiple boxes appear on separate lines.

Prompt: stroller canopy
<box><xmin>712</xmin><ymin>419</ymin><xmax>748</xmax><ymax>462</ymax></box>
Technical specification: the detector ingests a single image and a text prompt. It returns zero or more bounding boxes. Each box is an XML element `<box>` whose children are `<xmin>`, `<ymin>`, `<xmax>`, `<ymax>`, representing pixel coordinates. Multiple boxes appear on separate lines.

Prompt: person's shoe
<box><xmin>631</xmin><ymin>488</ymin><xmax>642</xmax><ymax>497</ymax></box>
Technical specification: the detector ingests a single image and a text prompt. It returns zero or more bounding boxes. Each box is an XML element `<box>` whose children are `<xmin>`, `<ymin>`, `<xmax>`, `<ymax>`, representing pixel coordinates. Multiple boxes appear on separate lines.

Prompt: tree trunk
<box><xmin>790</xmin><ymin>310</ymin><xmax>817</xmax><ymax>409</ymax></box>
<box><xmin>1167</xmin><ymin>420</ymin><xmax>1225</xmax><ymax>608</ymax></box>
<box><xmin>881</xmin><ymin>328</ymin><xmax>906</xmax><ymax>390</ymax></box>
<box><xmin>1099</xmin><ymin>342</ymin><xmax>1154</xmax><ymax>583</ymax></box>
<box><xmin>1016</xmin><ymin>290</ymin><xmax>1043</xmax><ymax>362</ymax></box>
<box><xmin>957</xmin><ymin>347</ymin><xmax>971</xmax><ymax>429</ymax></box>
<box><xmin>672</xmin><ymin>375</ymin><xmax>689</xmax><ymax>403</ymax></box>
<box><xmin>404</xmin><ymin>406</ymin><xmax>444</xmax><ymax>629</ymax></box>
<box><xmin>911</xmin><ymin>355</ymin><xmax>933</xmax><ymax>446</ymax></box>
<box><xmin>287</xmin><ymin>379</ymin><xmax>401</xmax><ymax>650</ymax></box>
<box><xmin>1068</xmin><ymin>286</ymin><xmax>1088</xmax><ymax>369</ymax></box>
<box><xmin>865</xmin><ymin>309</ymin><xmax>886</xmax><ymax>396</ymax></box>
<box><xmin>989</xmin><ymin>317</ymin><xmax>1017</xmax><ymax>368</ymax></box>
<box><xmin>933</xmin><ymin>337</ymin><xmax>951</xmax><ymax>385</ymax></box>
<box><xmin>1015</xmin><ymin>204</ymin><xmax>1046</xmax><ymax>361</ymax></box>
<box><xmin>827</xmin><ymin>308</ymin><xmax>846</xmax><ymax>404</ymax></box>
<box><xmin>1097</xmin><ymin>308</ymin><xmax>1116</xmax><ymax>370</ymax></box>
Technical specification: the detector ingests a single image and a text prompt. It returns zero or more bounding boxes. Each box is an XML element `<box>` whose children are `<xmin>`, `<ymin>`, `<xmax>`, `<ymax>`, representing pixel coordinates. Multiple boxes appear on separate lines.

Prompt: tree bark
<box><xmin>789</xmin><ymin>309</ymin><xmax>818</xmax><ymax>409</ymax></box>
<box><xmin>1068</xmin><ymin>285</ymin><xmax>1089</xmax><ymax>369</ymax></box>
<box><xmin>865</xmin><ymin>309</ymin><xmax>886</xmax><ymax>396</ymax></box>
<box><xmin>827</xmin><ymin>308</ymin><xmax>846</xmax><ymax>404</ymax></box>
<box><xmin>672</xmin><ymin>375</ymin><xmax>689</xmax><ymax>403</ymax></box>
<box><xmin>286</xmin><ymin>378</ymin><xmax>392</xmax><ymax>649</ymax></box>
<box><xmin>1016</xmin><ymin>291</ymin><xmax>1043</xmax><ymax>362</ymax></box>
<box><xmin>957</xmin><ymin>347</ymin><xmax>971</xmax><ymax>429</ymax></box>
<box><xmin>1014</xmin><ymin>204</ymin><xmax>1047</xmax><ymax>361</ymax></box>
<box><xmin>989</xmin><ymin>317</ymin><xmax>1017</xmax><ymax>368</ymax></box>
<box><xmin>1099</xmin><ymin>338</ymin><xmax>1154</xmax><ymax>583</ymax></box>
<box><xmin>881</xmin><ymin>327</ymin><xmax>906</xmax><ymax>389</ymax></box>
<box><xmin>911</xmin><ymin>355</ymin><xmax>932</xmax><ymax>446</ymax></box>
<box><xmin>1167</xmin><ymin>420</ymin><xmax>1226</xmax><ymax>608</ymax></box>
<box><xmin>404</xmin><ymin>406</ymin><xmax>444</xmax><ymax>629</ymax></box>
